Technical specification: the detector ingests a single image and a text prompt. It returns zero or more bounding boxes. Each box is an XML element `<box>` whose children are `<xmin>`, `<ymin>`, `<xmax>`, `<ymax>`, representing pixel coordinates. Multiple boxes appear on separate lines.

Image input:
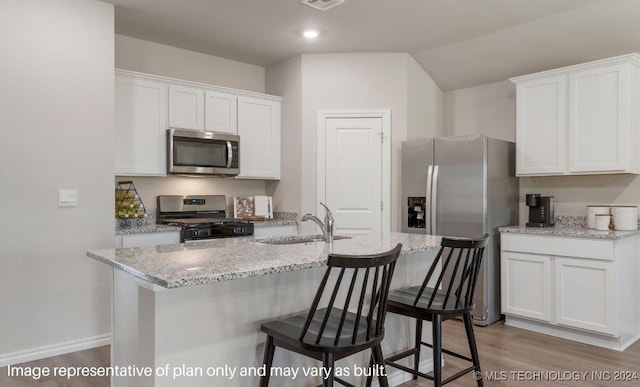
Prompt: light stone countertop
<box><xmin>116</xmin><ymin>224</ymin><xmax>182</xmax><ymax>235</ymax></box>
<box><xmin>499</xmin><ymin>224</ymin><xmax>640</xmax><ymax>240</ymax></box>
<box><xmin>252</xmin><ymin>219</ymin><xmax>297</xmax><ymax>227</ymax></box>
<box><xmin>88</xmin><ymin>232</ymin><xmax>441</xmax><ymax>289</ymax></box>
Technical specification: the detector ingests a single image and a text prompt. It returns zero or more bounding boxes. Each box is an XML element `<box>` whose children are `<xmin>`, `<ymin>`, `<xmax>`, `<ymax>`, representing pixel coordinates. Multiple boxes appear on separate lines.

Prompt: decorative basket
<box><xmin>115</xmin><ymin>181</ymin><xmax>147</xmax><ymax>221</ymax></box>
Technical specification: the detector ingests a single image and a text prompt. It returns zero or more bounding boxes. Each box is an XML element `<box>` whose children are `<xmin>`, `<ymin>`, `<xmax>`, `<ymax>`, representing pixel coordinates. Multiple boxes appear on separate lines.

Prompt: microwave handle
<box><xmin>226</xmin><ymin>140</ymin><xmax>233</xmax><ymax>168</ymax></box>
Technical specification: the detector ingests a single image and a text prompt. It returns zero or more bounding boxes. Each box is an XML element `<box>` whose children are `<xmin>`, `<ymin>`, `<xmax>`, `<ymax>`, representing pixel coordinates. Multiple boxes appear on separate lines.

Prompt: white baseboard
<box><xmin>0</xmin><ymin>334</ymin><xmax>111</xmax><ymax>367</ymax></box>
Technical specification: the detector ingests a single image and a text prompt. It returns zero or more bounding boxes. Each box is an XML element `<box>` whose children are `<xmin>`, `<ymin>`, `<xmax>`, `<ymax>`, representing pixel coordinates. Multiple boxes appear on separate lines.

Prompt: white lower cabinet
<box><xmin>115</xmin><ymin>231</ymin><xmax>181</xmax><ymax>248</ymax></box>
<box><xmin>502</xmin><ymin>252</ymin><xmax>551</xmax><ymax>322</ymax></box>
<box><xmin>500</xmin><ymin>232</ymin><xmax>638</xmax><ymax>350</ymax></box>
<box><xmin>555</xmin><ymin>257</ymin><xmax>615</xmax><ymax>334</ymax></box>
<box><xmin>253</xmin><ymin>224</ymin><xmax>297</xmax><ymax>238</ymax></box>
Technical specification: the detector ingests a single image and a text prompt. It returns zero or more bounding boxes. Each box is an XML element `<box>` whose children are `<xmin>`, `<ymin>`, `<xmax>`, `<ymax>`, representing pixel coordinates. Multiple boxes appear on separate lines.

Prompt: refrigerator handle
<box><xmin>431</xmin><ymin>165</ymin><xmax>439</xmax><ymax>235</ymax></box>
<box><xmin>426</xmin><ymin>165</ymin><xmax>433</xmax><ymax>234</ymax></box>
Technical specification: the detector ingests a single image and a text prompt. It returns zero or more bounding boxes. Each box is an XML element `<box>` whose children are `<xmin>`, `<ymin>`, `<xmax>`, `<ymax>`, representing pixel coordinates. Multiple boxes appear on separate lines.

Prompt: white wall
<box><xmin>0</xmin><ymin>0</ymin><xmax>114</xmax><ymax>364</ymax></box>
<box><xmin>407</xmin><ymin>56</ymin><xmax>443</xmax><ymax>141</ymax></box>
<box><xmin>265</xmin><ymin>56</ymin><xmax>303</xmax><ymax>213</ymax></box>
<box><xmin>265</xmin><ymin>53</ymin><xmax>442</xmax><ymax>232</ymax></box>
<box><xmin>115</xmin><ymin>35</ymin><xmax>269</xmax><ymax>211</ymax></box>
<box><xmin>443</xmin><ymin>80</ymin><xmax>516</xmax><ymax>142</ymax></box>
<box><xmin>115</xmin><ymin>35</ymin><xmax>265</xmax><ymax>93</ymax></box>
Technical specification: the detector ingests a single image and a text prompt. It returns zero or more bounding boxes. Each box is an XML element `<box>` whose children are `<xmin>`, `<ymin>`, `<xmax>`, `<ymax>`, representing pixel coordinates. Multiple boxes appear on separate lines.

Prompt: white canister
<box><xmin>595</xmin><ymin>214</ymin><xmax>612</xmax><ymax>231</ymax></box>
<box><xmin>610</xmin><ymin>205</ymin><xmax>638</xmax><ymax>231</ymax></box>
<box><xmin>587</xmin><ymin>205</ymin><xmax>610</xmax><ymax>229</ymax></box>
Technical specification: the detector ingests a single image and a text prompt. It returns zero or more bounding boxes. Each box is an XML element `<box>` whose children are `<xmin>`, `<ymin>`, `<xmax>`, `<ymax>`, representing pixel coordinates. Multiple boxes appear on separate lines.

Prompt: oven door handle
<box><xmin>226</xmin><ymin>140</ymin><xmax>233</xmax><ymax>168</ymax></box>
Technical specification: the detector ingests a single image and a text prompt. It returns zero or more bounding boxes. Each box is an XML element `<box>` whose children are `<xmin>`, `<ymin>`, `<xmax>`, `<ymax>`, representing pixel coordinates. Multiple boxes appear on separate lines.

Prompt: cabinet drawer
<box><xmin>501</xmin><ymin>233</ymin><xmax>614</xmax><ymax>260</ymax></box>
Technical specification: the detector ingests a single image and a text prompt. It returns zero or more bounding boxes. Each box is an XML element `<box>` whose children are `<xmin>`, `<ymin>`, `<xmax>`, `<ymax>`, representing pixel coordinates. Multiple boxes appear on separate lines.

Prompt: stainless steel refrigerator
<box><xmin>401</xmin><ymin>134</ymin><xmax>518</xmax><ymax>325</ymax></box>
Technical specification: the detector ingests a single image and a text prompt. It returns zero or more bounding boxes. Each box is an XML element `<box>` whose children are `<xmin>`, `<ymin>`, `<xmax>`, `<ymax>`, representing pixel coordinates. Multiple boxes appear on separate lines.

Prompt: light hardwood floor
<box><xmin>1</xmin><ymin>321</ymin><xmax>639</xmax><ymax>386</ymax></box>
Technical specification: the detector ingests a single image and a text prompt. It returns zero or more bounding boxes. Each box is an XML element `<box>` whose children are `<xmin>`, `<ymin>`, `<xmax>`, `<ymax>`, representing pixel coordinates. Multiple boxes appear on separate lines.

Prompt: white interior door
<box><xmin>319</xmin><ymin>111</ymin><xmax>390</xmax><ymax>235</ymax></box>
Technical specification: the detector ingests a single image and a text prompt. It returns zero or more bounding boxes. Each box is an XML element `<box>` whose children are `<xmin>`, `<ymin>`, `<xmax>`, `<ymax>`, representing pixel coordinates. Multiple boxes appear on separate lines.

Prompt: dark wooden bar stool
<box><xmin>259</xmin><ymin>244</ymin><xmax>402</xmax><ymax>387</ymax></box>
<box><xmin>381</xmin><ymin>235</ymin><xmax>488</xmax><ymax>387</ymax></box>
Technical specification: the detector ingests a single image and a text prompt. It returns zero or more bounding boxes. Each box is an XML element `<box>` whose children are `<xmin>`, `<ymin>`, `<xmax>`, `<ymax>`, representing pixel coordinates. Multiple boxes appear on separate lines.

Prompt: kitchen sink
<box><xmin>256</xmin><ymin>234</ymin><xmax>352</xmax><ymax>245</ymax></box>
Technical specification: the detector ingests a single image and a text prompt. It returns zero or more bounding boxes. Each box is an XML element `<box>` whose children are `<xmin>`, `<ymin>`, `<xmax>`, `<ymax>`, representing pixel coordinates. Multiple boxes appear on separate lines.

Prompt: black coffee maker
<box><xmin>526</xmin><ymin>194</ymin><xmax>555</xmax><ymax>227</ymax></box>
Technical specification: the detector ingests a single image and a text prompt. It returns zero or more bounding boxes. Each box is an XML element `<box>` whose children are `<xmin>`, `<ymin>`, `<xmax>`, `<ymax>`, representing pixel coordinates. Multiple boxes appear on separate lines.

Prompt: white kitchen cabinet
<box><xmin>115</xmin><ymin>231</ymin><xmax>181</xmax><ymax>248</ymax></box>
<box><xmin>511</xmin><ymin>53</ymin><xmax>640</xmax><ymax>176</ymax></box>
<box><xmin>253</xmin><ymin>224</ymin><xmax>298</xmax><ymax>238</ymax></box>
<box><xmin>205</xmin><ymin>90</ymin><xmax>237</xmax><ymax>134</ymax></box>
<box><xmin>555</xmin><ymin>257</ymin><xmax>615</xmax><ymax>334</ymax></box>
<box><xmin>500</xmin><ymin>232</ymin><xmax>638</xmax><ymax>350</ymax></box>
<box><xmin>115</xmin><ymin>73</ymin><xmax>168</xmax><ymax>176</ymax></box>
<box><xmin>568</xmin><ymin>64</ymin><xmax>633</xmax><ymax>173</ymax></box>
<box><xmin>168</xmin><ymin>86</ymin><xmax>238</xmax><ymax>133</ymax></box>
<box><xmin>515</xmin><ymin>76</ymin><xmax>566</xmax><ymax>175</ymax></box>
<box><xmin>116</xmin><ymin>69</ymin><xmax>282</xmax><ymax>179</ymax></box>
<box><xmin>168</xmin><ymin>85</ymin><xmax>204</xmax><ymax>131</ymax></box>
<box><xmin>501</xmin><ymin>252</ymin><xmax>551</xmax><ymax>322</ymax></box>
<box><xmin>237</xmin><ymin>96</ymin><xmax>281</xmax><ymax>179</ymax></box>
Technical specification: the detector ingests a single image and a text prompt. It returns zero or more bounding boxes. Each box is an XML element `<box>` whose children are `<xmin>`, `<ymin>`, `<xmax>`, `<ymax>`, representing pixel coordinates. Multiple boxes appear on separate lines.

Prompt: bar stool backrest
<box><xmin>414</xmin><ymin>235</ymin><xmax>489</xmax><ymax>311</ymax></box>
<box><xmin>299</xmin><ymin>243</ymin><xmax>403</xmax><ymax>346</ymax></box>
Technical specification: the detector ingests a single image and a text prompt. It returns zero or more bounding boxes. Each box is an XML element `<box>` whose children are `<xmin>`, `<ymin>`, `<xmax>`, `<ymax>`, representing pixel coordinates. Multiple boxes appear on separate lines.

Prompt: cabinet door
<box><xmin>205</xmin><ymin>91</ymin><xmax>237</xmax><ymax>134</ymax></box>
<box><xmin>501</xmin><ymin>252</ymin><xmax>551</xmax><ymax>321</ymax></box>
<box><xmin>168</xmin><ymin>85</ymin><xmax>204</xmax><ymax>131</ymax></box>
<box><xmin>568</xmin><ymin>64</ymin><xmax>629</xmax><ymax>173</ymax></box>
<box><xmin>237</xmin><ymin>97</ymin><xmax>281</xmax><ymax>179</ymax></box>
<box><xmin>253</xmin><ymin>225</ymin><xmax>298</xmax><ymax>238</ymax></box>
<box><xmin>555</xmin><ymin>257</ymin><xmax>615</xmax><ymax>335</ymax></box>
<box><xmin>515</xmin><ymin>76</ymin><xmax>567</xmax><ymax>176</ymax></box>
<box><xmin>115</xmin><ymin>75</ymin><xmax>167</xmax><ymax>176</ymax></box>
<box><xmin>121</xmin><ymin>231</ymin><xmax>181</xmax><ymax>248</ymax></box>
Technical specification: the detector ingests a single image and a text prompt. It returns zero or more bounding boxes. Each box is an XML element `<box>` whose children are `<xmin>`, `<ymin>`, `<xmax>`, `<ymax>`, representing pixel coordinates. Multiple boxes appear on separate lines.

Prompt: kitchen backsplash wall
<box><xmin>116</xmin><ymin>176</ymin><xmax>268</xmax><ymax>216</ymax></box>
<box><xmin>519</xmin><ymin>174</ymin><xmax>640</xmax><ymax>225</ymax></box>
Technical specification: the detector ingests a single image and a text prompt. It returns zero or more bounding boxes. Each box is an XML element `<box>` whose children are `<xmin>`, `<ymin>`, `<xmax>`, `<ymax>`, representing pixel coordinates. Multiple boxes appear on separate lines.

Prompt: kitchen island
<box><xmin>88</xmin><ymin>233</ymin><xmax>442</xmax><ymax>387</ymax></box>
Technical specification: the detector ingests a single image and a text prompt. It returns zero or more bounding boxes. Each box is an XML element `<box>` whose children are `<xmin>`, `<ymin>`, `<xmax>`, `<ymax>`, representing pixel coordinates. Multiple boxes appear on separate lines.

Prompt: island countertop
<box><xmin>88</xmin><ymin>232</ymin><xmax>441</xmax><ymax>289</ymax></box>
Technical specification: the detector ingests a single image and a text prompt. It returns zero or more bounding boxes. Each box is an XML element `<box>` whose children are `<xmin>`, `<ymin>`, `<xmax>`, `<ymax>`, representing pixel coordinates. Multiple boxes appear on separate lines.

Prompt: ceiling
<box><xmin>105</xmin><ymin>0</ymin><xmax>640</xmax><ymax>90</ymax></box>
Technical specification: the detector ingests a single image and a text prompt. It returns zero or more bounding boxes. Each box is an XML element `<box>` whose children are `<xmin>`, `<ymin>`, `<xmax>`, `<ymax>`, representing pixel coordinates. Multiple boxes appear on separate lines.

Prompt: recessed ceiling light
<box><xmin>303</xmin><ymin>29</ymin><xmax>319</xmax><ymax>39</ymax></box>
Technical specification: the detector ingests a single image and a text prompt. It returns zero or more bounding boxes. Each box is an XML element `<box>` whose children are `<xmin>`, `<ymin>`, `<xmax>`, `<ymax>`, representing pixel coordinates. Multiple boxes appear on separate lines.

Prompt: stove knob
<box><xmin>192</xmin><ymin>229</ymin><xmax>199</xmax><ymax>236</ymax></box>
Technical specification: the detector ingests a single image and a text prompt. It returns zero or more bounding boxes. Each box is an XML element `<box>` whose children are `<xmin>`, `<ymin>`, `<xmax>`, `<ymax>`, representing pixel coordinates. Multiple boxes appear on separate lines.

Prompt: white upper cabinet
<box><xmin>237</xmin><ymin>96</ymin><xmax>281</xmax><ymax>179</ymax></box>
<box><xmin>568</xmin><ymin>64</ymin><xmax>632</xmax><ymax>173</ymax></box>
<box><xmin>115</xmin><ymin>69</ymin><xmax>281</xmax><ymax>179</ymax></box>
<box><xmin>511</xmin><ymin>54</ymin><xmax>640</xmax><ymax>176</ymax></box>
<box><xmin>515</xmin><ymin>75</ymin><xmax>567</xmax><ymax>175</ymax></box>
<box><xmin>168</xmin><ymin>86</ymin><xmax>238</xmax><ymax>134</ymax></box>
<box><xmin>168</xmin><ymin>85</ymin><xmax>204</xmax><ymax>131</ymax></box>
<box><xmin>115</xmin><ymin>73</ymin><xmax>167</xmax><ymax>176</ymax></box>
<box><xmin>205</xmin><ymin>90</ymin><xmax>237</xmax><ymax>134</ymax></box>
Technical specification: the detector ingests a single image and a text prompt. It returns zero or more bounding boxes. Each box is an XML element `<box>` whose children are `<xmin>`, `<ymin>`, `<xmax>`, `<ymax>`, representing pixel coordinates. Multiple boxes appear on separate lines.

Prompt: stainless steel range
<box><xmin>157</xmin><ymin>195</ymin><xmax>254</xmax><ymax>242</ymax></box>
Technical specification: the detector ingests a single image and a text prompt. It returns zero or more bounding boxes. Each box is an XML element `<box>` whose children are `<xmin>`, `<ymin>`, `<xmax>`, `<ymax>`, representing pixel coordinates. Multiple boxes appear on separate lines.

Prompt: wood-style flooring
<box><xmin>1</xmin><ymin>321</ymin><xmax>639</xmax><ymax>386</ymax></box>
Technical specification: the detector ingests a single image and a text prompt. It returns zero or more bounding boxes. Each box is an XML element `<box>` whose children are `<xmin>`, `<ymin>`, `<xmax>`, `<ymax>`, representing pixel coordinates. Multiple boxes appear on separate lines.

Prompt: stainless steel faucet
<box><xmin>302</xmin><ymin>202</ymin><xmax>334</xmax><ymax>243</ymax></box>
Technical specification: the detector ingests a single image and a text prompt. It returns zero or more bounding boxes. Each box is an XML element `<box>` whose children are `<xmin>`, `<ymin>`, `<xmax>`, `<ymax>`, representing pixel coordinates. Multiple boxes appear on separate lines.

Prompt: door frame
<box><xmin>317</xmin><ymin>109</ymin><xmax>392</xmax><ymax>234</ymax></box>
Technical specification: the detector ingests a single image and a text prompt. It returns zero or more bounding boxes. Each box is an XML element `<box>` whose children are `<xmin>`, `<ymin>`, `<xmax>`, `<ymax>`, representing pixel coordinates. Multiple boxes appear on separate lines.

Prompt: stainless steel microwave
<box><xmin>167</xmin><ymin>129</ymin><xmax>239</xmax><ymax>176</ymax></box>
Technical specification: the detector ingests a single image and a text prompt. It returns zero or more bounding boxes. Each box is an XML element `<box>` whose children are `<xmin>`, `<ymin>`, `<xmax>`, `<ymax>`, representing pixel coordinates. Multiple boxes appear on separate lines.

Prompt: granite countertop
<box><xmin>499</xmin><ymin>224</ymin><xmax>640</xmax><ymax>240</ymax></box>
<box><xmin>252</xmin><ymin>219</ymin><xmax>297</xmax><ymax>227</ymax></box>
<box><xmin>88</xmin><ymin>233</ymin><xmax>441</xmax><ymax>289</ymax></box>
<box><xmin>116</xmin><ymin>224</ymin><xmax>182</xmax><ymax>235</ymax></box>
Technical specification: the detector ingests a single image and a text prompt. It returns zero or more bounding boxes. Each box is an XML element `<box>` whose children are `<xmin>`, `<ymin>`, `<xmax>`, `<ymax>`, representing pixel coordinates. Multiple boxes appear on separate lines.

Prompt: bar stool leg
<box><xmin>414</xmin><ymin>319</ymin><xmax>422</xmax><ymax>379</ymax></box>
<box><xmin>322</xmin><ymin>353</ymin><xmax>334</xmax><ymax>387</ymax></box>
<box><xmin>260</xmin><ymin>336</ymin><xmax>275</xmax><ymax>387</ymax></box>
<box><xmin>372</xmin><ymin>344</ymin><xmax>389</xmax><ymax>387</ymax></box>
<box><xmin>432</xmin><ymin>315</ymin><xmax>442</xmax><ymax>387</ymax></box>
<box><xmin>463</xmin><ymin>312</ymin><xmax>483</xmax><ymax>387</ymax></box>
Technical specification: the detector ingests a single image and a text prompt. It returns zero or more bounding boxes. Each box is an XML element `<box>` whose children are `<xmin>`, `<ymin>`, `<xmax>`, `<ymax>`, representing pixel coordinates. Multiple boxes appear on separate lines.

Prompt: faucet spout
<box><xmin>302</xmin><ymin>202</ymin><xmax>335</xmax><ymax>243</ymax></box>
